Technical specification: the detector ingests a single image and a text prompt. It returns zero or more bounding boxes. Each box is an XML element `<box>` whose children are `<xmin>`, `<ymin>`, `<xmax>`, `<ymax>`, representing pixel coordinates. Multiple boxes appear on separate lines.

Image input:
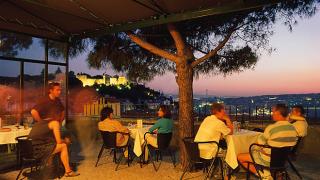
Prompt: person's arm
<box><xmin>223</xmin><ymin>115</ymin><xmax>233</xmax><ymax>129</ymax></box>
<box><xmin>115</xmin><ymin>121</ymin><xmax>129</xmax><ymax>133</ymax></box>
<box><xmin>257</xmin><ymin>125</ymin><xmax>270</xmax><ymax>145</ymax></box>
<box><xmin>149</xmin><ymin>120</ymin><xmax>162</xmax><ymax>133</ymax></box>
<box><xmin>60</xmin><ymin>111</ymin><xmax>65</xmax><ymax>123</ymax></box>
<box><xmin>220</xmin><ymin>115</ymin><xmax>233</xmax><ymax>134</ymax></box>
<box><xmin>31</xmin><ymin>109</ymin><xmax>42</xmax><ymax>122</ymax></box>
<box><xmin>219</xmin><ymin>122</ymin><xmax>232</xmax><ymax>137</ymax></box>
<box><xmin>48</xmin><ymin>120</ymin><xmax>63</xmax><ymax>144</ymax></box>
<box><xmin>58</xmin><ymin>99</ymin><xmax>65</xmax><ymax>123</ymax></box>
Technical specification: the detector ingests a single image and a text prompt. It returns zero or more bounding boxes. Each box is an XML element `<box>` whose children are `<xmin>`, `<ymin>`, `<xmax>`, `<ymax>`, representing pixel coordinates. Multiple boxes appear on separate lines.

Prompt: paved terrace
<box><xmin>1</xmin><ymin>119</ymin><xmax>320</xmax><ymax>180</ymax></box>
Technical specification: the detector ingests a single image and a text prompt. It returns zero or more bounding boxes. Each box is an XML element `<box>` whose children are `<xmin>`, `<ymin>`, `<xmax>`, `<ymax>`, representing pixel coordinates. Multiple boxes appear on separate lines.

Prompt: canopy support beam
<box><xmin>77</xmin><ymin>0</ymin><xmax>280</xmax><ymax>38</ymax></box>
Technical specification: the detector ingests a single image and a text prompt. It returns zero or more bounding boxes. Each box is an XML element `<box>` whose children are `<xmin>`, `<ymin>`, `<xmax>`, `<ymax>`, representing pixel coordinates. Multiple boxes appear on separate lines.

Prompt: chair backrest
<box><xmin>270</xmin><ymin>146</ymin><xmax>292</xmax><ymax>168</ymax></box>
<box><xmin>291</xmin><ymin>136</ymin><xmax>303</xmax><ymax>155</ymax></box>
<box><xmin>183</xmin><ymin>137</ymin><xmax>202</xmax><ymax>163</ymax></box>
<box><xmin>16</xmin><ymin>136</ymin><xmax>34</xmax><ymax>159</ymax></box>
<box><xmin>100</xmin><ymin>131</ymin><xmax>117</xmax><ymax>148</ymax></box>
<box><xmin>157</xmin><ymin>133</ymin><xmax>172</xmax><ymax>150</ymax></box>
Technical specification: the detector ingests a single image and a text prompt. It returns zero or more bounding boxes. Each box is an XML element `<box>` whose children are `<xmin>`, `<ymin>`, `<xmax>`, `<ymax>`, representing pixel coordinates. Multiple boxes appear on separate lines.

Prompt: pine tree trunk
<box><xmin>176</xmin><ymin>61</ymin><xmax>194</xmax><ymax>169</ymax></box>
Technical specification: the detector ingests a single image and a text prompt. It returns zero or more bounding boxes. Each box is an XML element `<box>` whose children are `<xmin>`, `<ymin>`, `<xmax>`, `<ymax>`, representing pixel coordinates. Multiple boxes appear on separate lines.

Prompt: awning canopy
<box><xmin>0</xmin><ymin>0</ymin><xmax>279</xmax><ymax>41</ymax></box>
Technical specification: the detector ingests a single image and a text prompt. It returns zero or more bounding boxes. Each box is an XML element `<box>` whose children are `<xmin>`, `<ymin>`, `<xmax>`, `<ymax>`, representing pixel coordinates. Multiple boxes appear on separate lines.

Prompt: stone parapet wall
<box><xmin>67</xmin><ymin>117</ymin><xmax>320</xmax><ymax>156</ymax></box>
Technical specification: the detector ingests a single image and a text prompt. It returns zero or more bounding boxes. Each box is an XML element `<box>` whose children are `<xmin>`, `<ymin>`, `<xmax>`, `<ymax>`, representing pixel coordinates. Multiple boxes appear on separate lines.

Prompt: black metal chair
<box><xmin>287</xmin><ymin>137</ymin><xmax>303</xmax><ymax>179</ymax></box>
<box><xmin>246</xmin><ymin>143</ymin><xmax>294</xmax><ymax>180</ymax></box>
<box><xmin>180</xmin><ymin>137</ymin><xmax>223</xmax><ymax>180</ymax></box>
<box><xmin>15</xmin><ymin>136</ymin><xmax>56</xmax><ymax>180</ymax></box>
<box><xmin>144</xmin><ymin>132</ymin><xmax>176</xmax><ymax>171</ymax></box>
<box><xmin>95</xmin><ymin>131</ymin><xmax>131</xmax><ymax>171</ymax></box>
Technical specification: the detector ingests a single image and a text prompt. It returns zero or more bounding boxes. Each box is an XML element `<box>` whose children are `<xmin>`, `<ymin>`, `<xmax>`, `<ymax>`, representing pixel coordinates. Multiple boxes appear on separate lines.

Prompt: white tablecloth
<box><xmin>0</xmin><ymin>125</ymin><xmax>32</xmax><ymax>145</ymax></box>
<box><xmin>128</xmin><ymin>125</ymin><xmax>152</xmax><ymax>157</ymax></box>
<box><xmin>225</xmin><ymin>130</ymin><xmax>261</xmax><ymax>169</ymax></box>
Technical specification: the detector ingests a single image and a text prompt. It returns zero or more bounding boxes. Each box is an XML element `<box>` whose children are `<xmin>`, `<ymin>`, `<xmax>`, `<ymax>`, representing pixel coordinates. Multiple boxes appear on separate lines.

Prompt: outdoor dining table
<box><xmin>0</xmin><ymin>125</ymin><xmax>32</xmax><ymax>153</ymax></box>
<box><xmin>225</xmin><ymin>129</ymin><xmax>262</xmax><ymax>169</ymax></box>
<box><xmin>128</xmin><ymin>125</ymin><xmax>153</xmax><ymax>159</ymax></box>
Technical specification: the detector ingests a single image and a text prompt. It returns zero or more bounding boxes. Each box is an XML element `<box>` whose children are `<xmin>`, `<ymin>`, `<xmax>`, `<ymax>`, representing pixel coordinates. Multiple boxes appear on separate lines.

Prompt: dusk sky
<box><xmin>1</xmin><ymin>11</ymin><xmax>319</xmax><ymax>97</ymax></box>
<box><xmin>69</xmin><ymin>12</ymin><xmax>320</xmax><ymax>97</ymax></box>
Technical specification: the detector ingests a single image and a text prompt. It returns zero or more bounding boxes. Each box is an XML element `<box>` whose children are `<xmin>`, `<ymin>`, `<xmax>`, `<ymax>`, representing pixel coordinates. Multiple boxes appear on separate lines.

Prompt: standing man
<box><xmin>31</xmin><ymin>82</ymin><xmax>64</xmax><ymax>123</ymax></box>
<box><xmin>195</xmin><ymin>102</ymin><xmax>233</xmax><ymax>160</ymax></box>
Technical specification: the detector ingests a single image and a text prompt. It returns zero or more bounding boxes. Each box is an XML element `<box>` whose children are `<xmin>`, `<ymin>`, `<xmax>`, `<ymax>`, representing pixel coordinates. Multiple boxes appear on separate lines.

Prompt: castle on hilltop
<box><xmin>76</xmin><ymin>73</ymin><xmax>128</xmax><ymax>87</ymax></box>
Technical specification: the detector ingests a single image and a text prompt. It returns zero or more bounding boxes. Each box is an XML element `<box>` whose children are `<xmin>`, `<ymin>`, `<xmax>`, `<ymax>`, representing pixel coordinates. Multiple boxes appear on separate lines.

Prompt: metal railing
<box><xmin>119</xmin><ymin>104</ymin><xmax>320</xmax><ymax>124</ymax></box>
<box><xmin>195</xmin><ymin>105</ymin><xmax>320</xmax><ymax>124</ymax></box>
<box><xmin>1</xmin><ymin>104</ymin><xmax>318</xmax><ymax>124</ymax></box>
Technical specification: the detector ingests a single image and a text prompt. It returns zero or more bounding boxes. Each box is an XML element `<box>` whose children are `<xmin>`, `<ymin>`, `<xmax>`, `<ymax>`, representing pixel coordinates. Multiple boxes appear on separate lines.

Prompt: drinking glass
<box><xmin>23</xmin><ymin>122</ymin><xmax>29</xmax><ymax>129</ymax></box>
<box><xmin>244</xmin><ymin>121</ymin><xmax>249</xmax><ymax>129</ymax></box>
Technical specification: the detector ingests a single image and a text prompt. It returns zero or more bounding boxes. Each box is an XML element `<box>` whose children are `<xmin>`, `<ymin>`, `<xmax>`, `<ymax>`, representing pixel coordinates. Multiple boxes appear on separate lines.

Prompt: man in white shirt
<box><xmin>195</xmin><ymin>103</ymin><xmax>233</xmax><ymax>159</ymax></box>
<box><xmin>289</xmin><ymin>105</ymin><xmax>308</xmax><ymax>137</ymax></box>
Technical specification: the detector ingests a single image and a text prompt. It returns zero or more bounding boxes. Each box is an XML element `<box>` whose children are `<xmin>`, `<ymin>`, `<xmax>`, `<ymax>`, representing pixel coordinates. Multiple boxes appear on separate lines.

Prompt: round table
<box><xmin>128</xmin><ymin>125</ymin><xmax>152</xmax><ymax>157</ymax></box>
<box><xmin>0</xmin><ymin>125</ymin><xmax>32</xmax><ymax>153</ymax></box>
<box><xmin>225</xmin><ymin>129</ymin><xmax>262</xmax><ymax>169</ymax></box>
<box><xmin>0</xmin><ymin>125</ymin><xmax>32</xmax><ymax>145</ymax></box>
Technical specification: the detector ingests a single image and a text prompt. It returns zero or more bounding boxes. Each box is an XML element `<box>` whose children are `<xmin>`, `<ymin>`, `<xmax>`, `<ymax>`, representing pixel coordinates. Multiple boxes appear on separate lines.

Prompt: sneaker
<box><xmin>64</xmin><ymin>171</ymin><xmax>80</xmax><ymax>177</ymax></box>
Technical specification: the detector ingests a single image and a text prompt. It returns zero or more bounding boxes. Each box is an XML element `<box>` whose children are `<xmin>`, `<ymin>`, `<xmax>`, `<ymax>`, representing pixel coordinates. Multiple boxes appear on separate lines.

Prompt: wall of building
<box><xmin>76</xmin><ymin>74</ymin><xmax>128</xmax><ymax>87</ymax></box>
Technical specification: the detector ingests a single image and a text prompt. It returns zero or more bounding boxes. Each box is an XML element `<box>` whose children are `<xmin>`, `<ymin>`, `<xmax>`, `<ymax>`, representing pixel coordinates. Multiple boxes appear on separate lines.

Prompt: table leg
<box><xmin>144</xmin><ymin>145</ymin><xmax>149</xmax><ymax>162</ymax></box>
<box><xmin>7</xmin><ymin>144</ymin><xmax>11</xmax><ymax>153</ymax></box>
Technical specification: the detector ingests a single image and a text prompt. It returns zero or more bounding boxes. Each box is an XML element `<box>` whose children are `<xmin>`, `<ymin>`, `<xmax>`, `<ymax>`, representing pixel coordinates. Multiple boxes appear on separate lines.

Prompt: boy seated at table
<box><xmin>288</xmin><ymin>105</ymin><xmax>308</xmax><ymax>138</ymax></box>
<box><xmin>237</xmin><ymin>104</ymin><xmax>298</xmax><ymax>176</ymax></box>
<box><xmin>195</xmin><ymin>102</ymin><xmax>233</xmax><ymax>160</ymax></box>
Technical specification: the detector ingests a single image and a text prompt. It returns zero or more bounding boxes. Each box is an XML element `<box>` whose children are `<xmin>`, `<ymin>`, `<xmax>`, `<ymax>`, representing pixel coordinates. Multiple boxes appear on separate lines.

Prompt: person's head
<box><xmin>157</xmin><ymin>105</ymin><xmax>171</xmax><ymax>118</ymax></box>
<box><xmin>48</xmin><ymin>82</ymin><xmax>61</xmax><ymax>98</ymax></box>
<box><xmin>291</xmin><ymin>105</ymin><xmax>305</xmax><ymax>117</ymax></box>
<box><xmin>272</xmin><ymin>104</ymin><xmax>289</xmax><ymax>121</ymax></box>
<box><xmin>211</xmin><ymin>102</ymin><xmax>226</xmax><ymax>119</ymax></box>
<box><xmin>100</xmin><ymin>107</ymin><xmax>113</xmax><ymax>121</ymax></box>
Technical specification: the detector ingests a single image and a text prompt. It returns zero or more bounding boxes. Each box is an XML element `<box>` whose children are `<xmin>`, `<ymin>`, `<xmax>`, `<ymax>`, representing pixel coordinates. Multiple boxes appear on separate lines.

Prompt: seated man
<box><xmin>98</xmin><ymin>107</ymin><xmax>129</xmax><ymax>147</ymax></box>
<box><xmin>238</xmin><ymin>104</ymin><xmax>298</xmax><ymax>175</ymax></box>
<box><xmin>289</xmin><ymin>105</ymin><xmax>308</xmax><ymax>137</ymax></box>
<box><xmin>195</xmin><ymin>103</ymin><xmax>233</xmax><ymax>160</ymax></box>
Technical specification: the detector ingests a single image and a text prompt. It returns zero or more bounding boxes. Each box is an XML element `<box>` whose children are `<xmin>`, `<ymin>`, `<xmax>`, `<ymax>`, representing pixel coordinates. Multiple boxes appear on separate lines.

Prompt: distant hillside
<box><xmin>199</xmin><ymin>93</ymin><xmax>320</xmax><ymax>107</ymax></box>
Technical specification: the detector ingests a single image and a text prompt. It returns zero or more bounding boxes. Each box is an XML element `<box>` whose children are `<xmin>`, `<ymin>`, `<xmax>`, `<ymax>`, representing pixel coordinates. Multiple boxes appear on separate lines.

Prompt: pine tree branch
<box><xmin>191</xmin><ymin>27</ymin><xmax>236</xmax><ymax>68</ymax></box>
<box><xmin>167</xmin><ymin>23</ymin><xmax>187</xmax><ymax>57</ymax></box>
<box><xmin>188</xmin><ymin>43</ymin><xmax>208</xmax><ymax>54</ymax></box>
<box><xmin>126</xmin><ymin>31</ymin><xmax>178</xmax><ymax>63</ymax></box>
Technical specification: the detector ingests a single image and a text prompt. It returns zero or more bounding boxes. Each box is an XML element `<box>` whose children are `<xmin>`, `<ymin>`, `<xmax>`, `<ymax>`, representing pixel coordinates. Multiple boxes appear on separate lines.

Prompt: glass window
<box><xmin>24</xmin><ymin>63</ymin><xmax>45</xmax><ymax>116</ymax></box>
<box><xmin>48</xmin><ymin>65</ymin><xmax>66</xmax><ymax>108</ymax></box>
<box><xmin>0</xmin><ymin>31</ymin><xmax>44</xmax><ymax>60</ymax></box>
<box><xmin>0</xmin><ymin>60</ymin><xmax>20</xmax><ymax>125</ymax></box>
<box><xmin>48</xmin><ymin>40</ymin><xmax>66</xmax><ymax>63</ymax></box>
